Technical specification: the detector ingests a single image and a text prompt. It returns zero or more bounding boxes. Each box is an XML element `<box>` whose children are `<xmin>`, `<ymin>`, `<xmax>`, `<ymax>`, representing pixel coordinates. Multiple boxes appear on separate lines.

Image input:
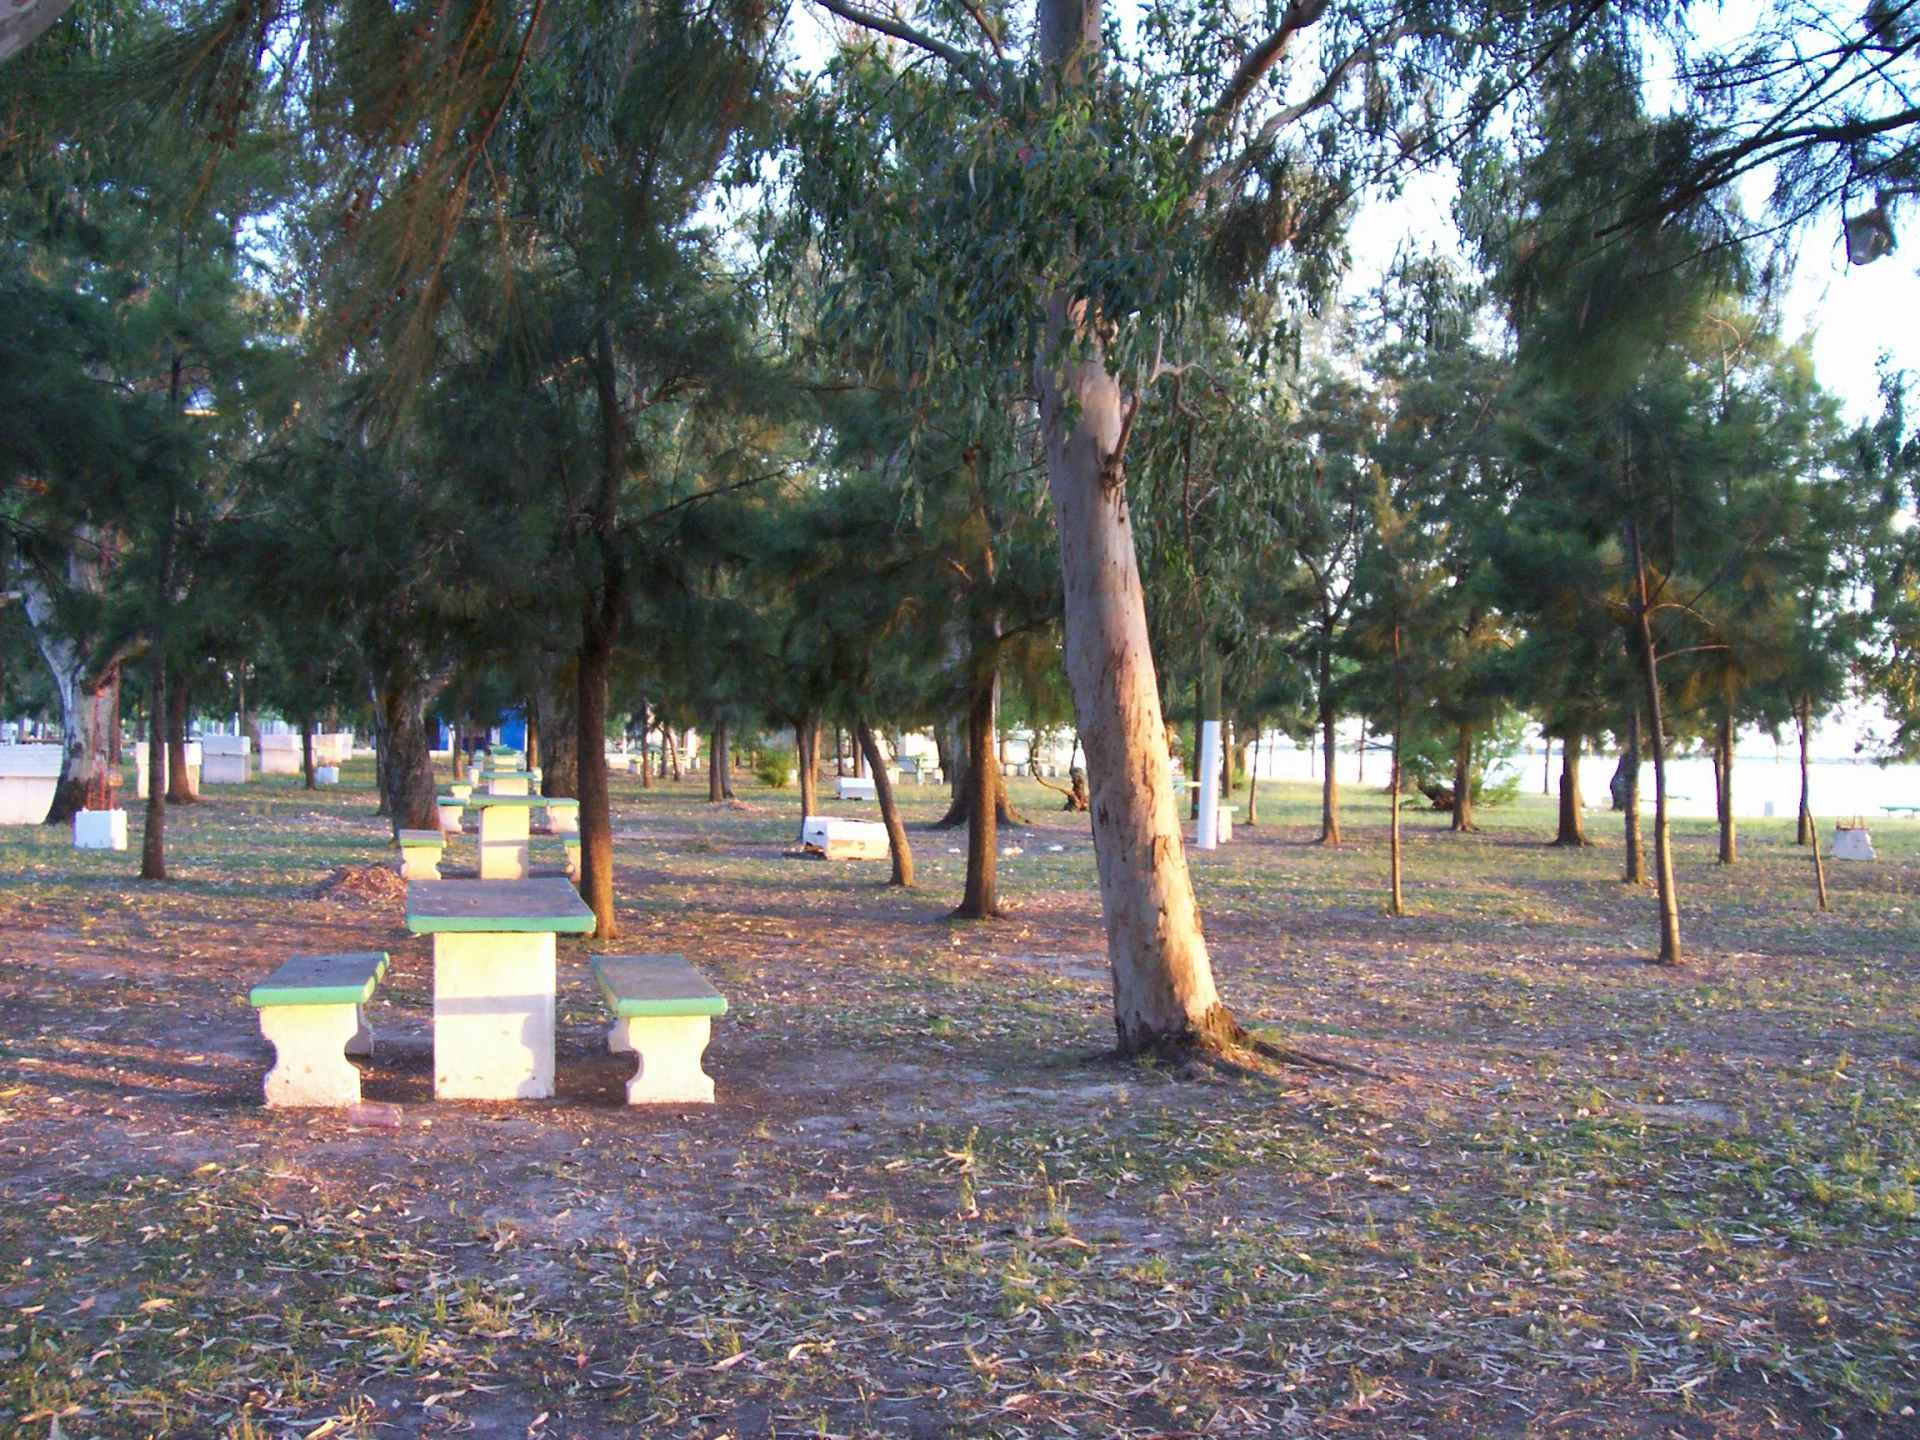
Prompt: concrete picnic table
<box><xmin>405</xmin><ymin>877</ymin><xmax>596</xmax><ymax>1100</ymax></box>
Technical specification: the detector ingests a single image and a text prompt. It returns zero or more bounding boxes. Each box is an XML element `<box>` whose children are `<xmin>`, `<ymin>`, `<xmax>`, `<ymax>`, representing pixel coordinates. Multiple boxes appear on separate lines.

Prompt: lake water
<box><xmin>1247</xmin><ymin>739</ymin><xmax>1920</xmax><ymax>823</ymax></box>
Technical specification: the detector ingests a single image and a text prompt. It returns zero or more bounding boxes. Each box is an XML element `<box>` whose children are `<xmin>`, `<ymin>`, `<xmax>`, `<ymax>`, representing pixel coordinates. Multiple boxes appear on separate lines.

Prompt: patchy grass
<box><xmin>1</xmin><ymin>764</ymin><xmax>1917</xmax><ymax>1437</ymax></box>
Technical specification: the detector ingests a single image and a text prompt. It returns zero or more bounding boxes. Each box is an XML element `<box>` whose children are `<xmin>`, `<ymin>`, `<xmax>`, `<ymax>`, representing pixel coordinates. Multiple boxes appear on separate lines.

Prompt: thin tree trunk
<box><xmin>1036</xmin><ymin>284</ymin><xmax>1230</xmax><ymax>1055</ymax></box>
<box><xmin>639</xmin><ymin>704</ymin><xmax>653</xmax><ymax>789</ymax></box>
<box><xmin>857</xmin><ymin>719</ymin><xmax>913</xmax><ymax>887</ymax></box>
<box><xmin>525</xmin><ymin>702</ymin><xmax>541</xmax><ymax>770</ymax></box>
<box><xmin>1318</xmin><ymin>676</ymin><xmax>1340</xmax><ymax>844</ymax></box>
<box><xmin>954</xmin><ymin>662</ymin><xmax>999</xmax><ymax>918</ymax></box>
<box><xmin>1627</xmin><ymin>519</ymin><xmax>1681</xmax><ymax>964</ymax></box>
<box><xmin>1798</xmin><ymin>699</ymin><xmax>1829</xmax><ymax>911</ymax></box>
<box><xmin>140</xmin><ymin>653</ymin><xmax>166</xmax><ymax>880</ymax></box>
<box><xmin>1797</xmin><ymin>694</ymin><xmax>1814</xmax><ymax>846</ymax></box>
<box><xmin>1390</xmin><ymin>620</ymin><xmax>1405</xmax><ymax>917</ymax></box>
<box><xmin>1717</xmin><ymin>709</ymin><xmax>1736</xmax><ymax>864</ymax></box>
<box><xmin>1451</xmin><ymin>722</ymin><xmax>1476</xmax><ymax>832</ymax></box>
<box><xmin>301</xmin><ymin>713</ymin><xmax>316</xmax><ymax>791</ymax></box>
<box><xmin>796</xmin><ymin>717</ymin><xmax>819</xmax><ymax>837</ymax></box>
<box><xmin>1357</xmin><ymin>718</ymin><xmax>1366</xmax><ymax>784</ymax></box>
<box><xmin>666</xmin><ymin>726</ymin><xmax>682</xmax><ymax>781</ymax></box>
<box><xmin>708</xmin><ymin>715</ymin><xmax>732</xmax><ymax>802</ymax></box>
<box><xmin>1555</xmin><ymin>732</ymin><xmax>1590</xmax><ymax>846</ymax></box>
<box><xmin>166</xmin><ymin>681</ymin><xmax>196</xmax><ymax>805</ymax></box>
<box><xmin>1623</xmin><ymin>707</ymin><xmax>1647</xmax><ymax>884</ymax></box>
<box><xmin>576</xmin><ymin>612</ymin><xmax>617</xmax><ymax>937</ymax></box>
<box><xmin>1246</xmin><ymin>733</ymin><xmax>1260</xmax><ymax>826</ymax></box>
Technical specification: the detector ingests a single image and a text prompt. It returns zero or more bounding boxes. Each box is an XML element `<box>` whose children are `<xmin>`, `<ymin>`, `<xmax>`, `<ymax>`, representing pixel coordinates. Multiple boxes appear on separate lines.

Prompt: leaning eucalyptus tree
<box><xmin>788</xmin><ymin>0</ymin><xmax>1613</xmax><ymax>1056</ymax></box>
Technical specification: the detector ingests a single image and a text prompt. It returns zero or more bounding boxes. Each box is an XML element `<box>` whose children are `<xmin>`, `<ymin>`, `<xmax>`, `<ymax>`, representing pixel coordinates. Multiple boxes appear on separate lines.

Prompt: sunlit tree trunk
<box><xmin>576</xmin><ymin>612</ymin><xmax>616</xmax><ymax>936</ymax></box>
<box><xmin>141</xmin><ymin>654</ymin><xmax>167</xmax><ymax>881</ymax></box>
<box><xmin>1035</xmin><ymin>281</ymin><xmax>1232</xmax><ymax>1053</ymax></box>
<box><xmin>1554</xmin><ymin>732</ymin><xmax>1590</xmax><ymax>846</ymax></box>
<box><xmin>166</xmin><ymin>681</ymin><xmax>197</xmax><ymax>805</ymax></box>
<box><xmin>857</xmin><ymin>719</ymin><xmax>913</xmax><ymax>887</ymax></box>
<box><xmin>1796</xmin><ymin>694</ymin><xmax>1814</xmax><ymax>847</ymax></box>
<box><xmin>1716</xmin><ymin>709</ymin><xmax>1736</xmax><ymax>865</ymax></box>
<box><xmin>1318</xmin><ymin>643</ymin><xmax>1340</xmax><ymax>843</ymax></box>
<box><xmin>1450</xmin><ymin>722</ymin><xmax>1476</xmax><ymax>832</ymax></box>
<box><xmin>1622</xmin><ymin>708</ymin><xmax>1646</xmax><ymax>883</ymax></box>
<box><xmin>796</xmin><ymin>715</ymin><xmax>819</xmax><ymax>841</ymax></box>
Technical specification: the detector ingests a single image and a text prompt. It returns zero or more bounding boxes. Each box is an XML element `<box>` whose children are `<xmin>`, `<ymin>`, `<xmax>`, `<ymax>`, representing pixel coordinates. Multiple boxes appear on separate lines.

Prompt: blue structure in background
<box><xmin>494</xmin><ymin>711</ymin><xmax>527</xmax><ymax>753</ymax></box>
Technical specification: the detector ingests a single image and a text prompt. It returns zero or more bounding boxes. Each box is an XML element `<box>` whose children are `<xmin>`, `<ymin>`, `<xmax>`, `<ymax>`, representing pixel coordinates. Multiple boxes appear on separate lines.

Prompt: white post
<box><xmin>1196</xmin><ymin>720</ymin><xmax>1221</xmax><ymax>852</ymax></box>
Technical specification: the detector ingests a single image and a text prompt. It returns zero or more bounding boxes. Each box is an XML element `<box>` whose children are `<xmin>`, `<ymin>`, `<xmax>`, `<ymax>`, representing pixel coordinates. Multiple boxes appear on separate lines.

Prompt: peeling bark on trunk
<box><xmin>1035</xmin><ymin>289</ymin><xmax>1232</xmax><ymax>1056</ymax></box>
<box><xmin>1450</xmin><ymin>722</ymin><xmax>1476</xmax><ymax>833</ymax></box>
<box><xmin>1554</xmin><ymin>733</ymin><xmax>1590</xmax><ymax>847</ymax></box>
<box><xmin>23</xmin><ymin>566</ymin><xmax>121</xmax><ymax>824</ymax></box>
<box><xmin>857</xmin><ymin>719</ymin><xmax>913</xmax><ymax>887</ymax></box>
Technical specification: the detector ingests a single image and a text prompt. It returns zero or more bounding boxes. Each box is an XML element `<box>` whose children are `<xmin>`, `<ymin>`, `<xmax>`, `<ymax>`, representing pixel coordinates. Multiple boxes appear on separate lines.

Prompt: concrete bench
<box><xmin>565</xmin><ymin>839</ymin><xmax>581</xmax><ymax>880</ymax></box>
<box><xmin>589</xmin><ymin>954</ymin><xmax>727</xmax><ymax>1104</ymax></box>
<box><xmin>248</xmin><ymin>951</ymin><xmax>390</xmax><ymax>1106</ymax></box>
<box><xmin>801</xmin><ymin>815</ymin><xmax>890</xmax><ymax>860</ymax></box>
<box><xmin>397</xmin><ymin>828</ymin><xmax>446</xmax><ymax>879</ymax></box>
<box><xmin>437</xmin><ymin>798</ymin><xmax>466</xmax><ymax>833</ymax></box>
<box><xmin>835</xmin><ymin>776</ymin><xmax>877</xmax><ymax>801</ymax></box>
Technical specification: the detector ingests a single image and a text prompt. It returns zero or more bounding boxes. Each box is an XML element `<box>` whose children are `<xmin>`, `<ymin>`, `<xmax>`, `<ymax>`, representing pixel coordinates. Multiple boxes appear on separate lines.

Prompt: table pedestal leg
<box><xmin>478</xmin><ymin>805</ymin><xmax>530</xmax><ymax>880</ymax></box>
<box><xmin>432</xmin><ymin>932</ymin><xmax>555</xmax><ymax>1099</ymax></box>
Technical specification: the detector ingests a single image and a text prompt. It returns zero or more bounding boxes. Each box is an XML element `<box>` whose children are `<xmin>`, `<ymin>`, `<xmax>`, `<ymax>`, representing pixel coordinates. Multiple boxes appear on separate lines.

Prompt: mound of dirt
<box><xmin>307</xmin><ymin>863</ymin><xmax>409</xmax><ymax>903</ymax></box>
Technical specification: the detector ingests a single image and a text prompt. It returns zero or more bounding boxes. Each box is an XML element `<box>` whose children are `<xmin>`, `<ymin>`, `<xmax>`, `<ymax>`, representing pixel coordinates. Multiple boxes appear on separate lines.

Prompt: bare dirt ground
<box><xmin>2</xmin><ymin>765</ymin><xmax>1918</xmax><ymax>1439</ymax></box>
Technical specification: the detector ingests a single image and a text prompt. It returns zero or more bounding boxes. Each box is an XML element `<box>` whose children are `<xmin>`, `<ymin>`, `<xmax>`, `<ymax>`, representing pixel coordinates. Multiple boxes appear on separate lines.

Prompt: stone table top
<box><xmin>405</xmin><ymin>878</ymin><xmax>596</xmax><ymax>934</ymax></box>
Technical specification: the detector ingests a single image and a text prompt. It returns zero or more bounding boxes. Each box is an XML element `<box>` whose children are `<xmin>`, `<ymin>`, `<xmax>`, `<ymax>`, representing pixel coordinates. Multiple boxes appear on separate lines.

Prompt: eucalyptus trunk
<box><xmin>857</xmin><ymin>719</ymin><xmax>914</xmax><ymax>887</ymax></box>
<box><xmin>1035</xmin><ymin>286</ymin><xmax>1231</xmax><ymax>1054</ymax></box>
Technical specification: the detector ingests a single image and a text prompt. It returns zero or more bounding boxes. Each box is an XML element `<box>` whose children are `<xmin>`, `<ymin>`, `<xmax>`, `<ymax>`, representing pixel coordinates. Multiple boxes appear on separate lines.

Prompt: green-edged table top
<box><xmin>406</xmin><ymin>878</ymin><xmax>596</xmax><ymax>934</ymax></box>
<box><xmin>590</xmin><ymin>954</ymin><xmax>728</xmax><ymax>1018</ymax></box>
<box><xmin>469</xmin><ymin>794</ymin><xmax>552</xmax><ymax>809</ymax></box>
<box><xmin>249</xmin><ymin>951</ymin><xmax>390</xmax><ymax>1007</ymax></box>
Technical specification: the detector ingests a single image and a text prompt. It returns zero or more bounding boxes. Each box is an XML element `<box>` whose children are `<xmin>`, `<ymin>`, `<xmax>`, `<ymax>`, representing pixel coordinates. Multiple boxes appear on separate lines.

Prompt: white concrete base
<box><xmin>258</xmin><ymin>1002</ymin><xmax>364</xmax><ymax>1107</ymax></box>
<box><xmin>488</xmin><ymin>774</ymin><xmax>531</xmax><ymax>797</ymax></box>
<box><xmin>346</xmin><ymin>1004</ymin><xmax>373</xmax><ymax>1058</ymax></box>
<box><xmin>801</xmin><ymin>815</ymin><xmax>890</xmax><ymax>860</ymax></box>
<box><xmin>399</xmin><ymin>845</ymin><xmax>444</xmax><ymax>880</ymax></box>
<box><xmin>835</xmin><ymin>776</ymin><xmax>877</xmax><ymax>801</ymax></box>
<box><xmin>608</xmin><ymin>1015</ymin><xmax>715</xmax><ymax>1104</ymax></box>
<box><xmin>437</xmin><ymin>802</ymin><xmax>465</xmax><ymax>833</ymax></box>
<box><xmin>73</xmin><ymin>809</ymin><xmax>128</xmax><ymax>850</ymax></box>
<box><xmin>1834</xmin><ymin>827</ymin><xmax>1876</xmax><ymax>861</ymax></box>
<box><xmin>315</xmin><ymin>765</ymin><xmax>339</xmax><ymax>785</ymax></box>
<box><xmin>432</xmin><ymin>931</ymin><xmax>555</xmax><ymax>1100</ymax></box>
<box><xmin>564</xmin><ymin>841</ymin><xmax>581</xmax><ymax>881</ymax></box>
<box><xmin>479</xmin><ymin>804</ymin><xmax>530</xmax><ymax>880</ymax></box>
<box><xmin>548</xmin><ymin>804</ymin><xmax>579</xmax><ymax>835</ymax></box>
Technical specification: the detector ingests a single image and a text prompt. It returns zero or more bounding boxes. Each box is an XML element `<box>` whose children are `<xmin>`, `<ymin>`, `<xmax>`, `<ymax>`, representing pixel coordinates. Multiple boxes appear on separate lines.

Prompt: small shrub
<box><xmin>754</xmin><ymin>748</ymin><xmax>794</xmax><ymax>789</ymax></box>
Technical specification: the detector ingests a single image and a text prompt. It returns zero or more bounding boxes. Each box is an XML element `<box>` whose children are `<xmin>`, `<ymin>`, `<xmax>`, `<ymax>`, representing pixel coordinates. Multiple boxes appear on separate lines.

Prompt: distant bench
<box><xmin>398</xmin><ymin>829</ymin><xmax>446</xmax><ymax>880</ymax></box>
<box><xmin>248</xmin><ymin>952</ymin><xmax>390</xmax><ymax>1107</ymax></box>
<box><xmin>589</xmin><ymin>954</ymin><xmax>727</xmax><ymax>1104</ymax></box>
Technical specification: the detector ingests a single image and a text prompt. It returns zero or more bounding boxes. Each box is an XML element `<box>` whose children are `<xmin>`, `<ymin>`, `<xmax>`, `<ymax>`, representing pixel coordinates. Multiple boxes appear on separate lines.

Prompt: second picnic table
<box><xmin>405</xmin><ymin>877</ymin><xmax>596</xmax><ymax>1100</ymax></box>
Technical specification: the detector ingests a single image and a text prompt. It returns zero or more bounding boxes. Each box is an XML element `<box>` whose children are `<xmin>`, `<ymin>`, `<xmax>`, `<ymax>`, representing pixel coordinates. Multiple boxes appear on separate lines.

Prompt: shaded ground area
<box><xmin>2</xmin><ymin>765</ymin><xmax>1918</xmax><ymax>1438</ymax></box>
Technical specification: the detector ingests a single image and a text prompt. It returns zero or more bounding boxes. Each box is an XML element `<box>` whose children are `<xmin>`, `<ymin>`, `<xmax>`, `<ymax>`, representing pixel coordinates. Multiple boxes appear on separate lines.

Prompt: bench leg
<box><xmin>346</xmin><ymin>1003</ymin><xmax>374</xmax><ymax>1058</ymax></box>
<box><xmin>608</xmin><ymin>1016</ymin><xmax>715</xmax><ymax>1104</ymax></box>
<box><xmin>400</xmin><ymin>849</ymin><xmax>443</xmax><ymax>880</ymax></box>
<box><xmin>432</xmin><ymin>932</ymin><xmax>555</xmax><ymax>1100</ymax></box>
<box><xmin>258</xmin><ymin>1003</ymin><xmax>363</xmax><ymax>1107</ymax></box>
